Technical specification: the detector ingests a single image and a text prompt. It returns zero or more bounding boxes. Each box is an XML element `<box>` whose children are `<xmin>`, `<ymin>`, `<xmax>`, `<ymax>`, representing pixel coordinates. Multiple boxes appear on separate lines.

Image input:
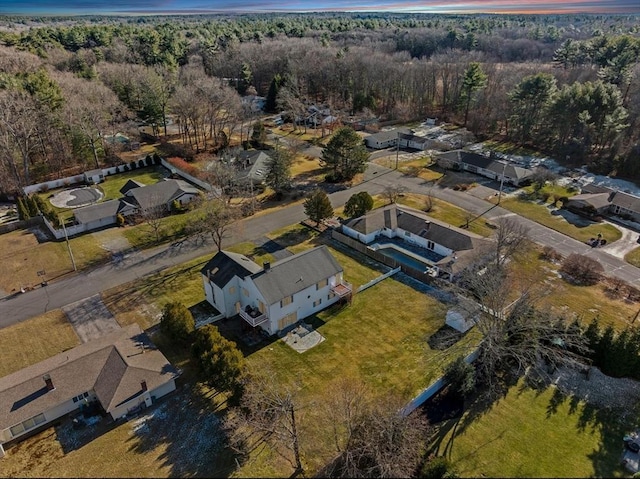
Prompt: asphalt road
<box><xmin>2</xmin><ymin>162</ymin><xmax>640</xmax><ymax>329</ymax></box>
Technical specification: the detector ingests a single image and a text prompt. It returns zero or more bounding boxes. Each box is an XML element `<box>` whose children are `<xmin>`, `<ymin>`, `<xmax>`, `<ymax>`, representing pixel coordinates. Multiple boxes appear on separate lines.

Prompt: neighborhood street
<box><xmin>2</xmin><ymin>162</ymin><xmax>640</xmax><ymax>329</ymax></box>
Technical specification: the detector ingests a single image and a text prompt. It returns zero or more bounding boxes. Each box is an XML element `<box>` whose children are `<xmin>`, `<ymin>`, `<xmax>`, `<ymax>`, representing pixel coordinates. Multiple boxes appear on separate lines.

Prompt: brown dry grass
<box><xmin>0</xmin><ymin>310</ymin><xmax>79</xmax><ymax>379</ymax></box>
<box><xmin>0</xmin><ymin>230</ymin><xmax>109</xmax><ymax>293</ymax></box>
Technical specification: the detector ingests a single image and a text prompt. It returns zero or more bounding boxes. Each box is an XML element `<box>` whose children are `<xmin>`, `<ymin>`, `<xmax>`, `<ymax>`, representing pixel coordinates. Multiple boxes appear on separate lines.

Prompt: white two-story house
<box><xmin>201</xmin><ymin>246</ymin><xmax>352</xmax><ymax>335</ymax></box>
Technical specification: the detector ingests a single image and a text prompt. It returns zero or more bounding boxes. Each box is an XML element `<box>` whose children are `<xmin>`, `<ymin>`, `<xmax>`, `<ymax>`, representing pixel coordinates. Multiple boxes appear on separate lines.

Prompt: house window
<box><xmin>72</xmin><ymin>392</ymin><xmax>89</xmax><ymax>403</ymax></box>
<box><xmin>313</xmin><ymin>298</ymin><xmax>322</xmax><ymax>307</ymax></box>
<box><xmin>258</xmin><ymin>301</ymin><xmax>266</xmax><ymax>314</ymax></box>
<box><xmin>316</xmin><ymin>278</ymin><xmax>328</xmax><ymax>290</ymax></box>
<box><xmin>10</xmin><ymin>413</ymin><xmax>46</xmax><ymax>437</ymax></box>
<box><xmin>427</xmin><ymin>240</ymin><xmax>435</xmax><ymax>250</ymax></box>
<box><xmin>404</xmin><ymin>231</ymin><xmax>411</xmax><ymax>237</ymax></box>
<box><xmin>281</xmin><ymin>296</ymin><xmax>293</xmax><ymax>307</ymax></box>
<box><xmin>242</xmin><ymin>288</ymin><xmax>249</xmax><ymax>297</ymax></box>
<box><xmin>229</xmin><ymin>286</ymin><xmax>236</xmax><ymax>294</ymax></box>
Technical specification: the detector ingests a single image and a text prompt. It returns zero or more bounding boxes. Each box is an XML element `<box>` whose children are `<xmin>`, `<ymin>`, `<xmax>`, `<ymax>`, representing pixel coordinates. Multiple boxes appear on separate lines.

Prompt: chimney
<box><xmin>141</xmin><ymin>380</ymin><xmax>147</xmax><ymax>392</ymax></box>
<box><xmin>263</xmin><ymin>261</ymin><xmax>271</xmax><ymax>272</ymax></box>
<box><xmin>43</xmin><ymin>374</ymin><xmax>55</xmax><ymax>391</ymax></box>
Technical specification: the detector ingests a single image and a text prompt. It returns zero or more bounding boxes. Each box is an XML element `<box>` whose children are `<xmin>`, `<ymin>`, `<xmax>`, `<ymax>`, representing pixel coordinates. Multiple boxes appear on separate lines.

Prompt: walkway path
<box><xmin>3</xmin><ymin>163</ymin><xmax>640</xmax><ymax>329</ymax></box>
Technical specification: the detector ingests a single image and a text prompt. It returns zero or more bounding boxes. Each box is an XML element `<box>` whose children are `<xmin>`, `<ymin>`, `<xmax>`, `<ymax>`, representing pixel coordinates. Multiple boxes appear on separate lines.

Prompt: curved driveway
<box><xmin>2</xmin><ymin>162</ymin><xmax>640</xmax><ymax>329</ymax></box>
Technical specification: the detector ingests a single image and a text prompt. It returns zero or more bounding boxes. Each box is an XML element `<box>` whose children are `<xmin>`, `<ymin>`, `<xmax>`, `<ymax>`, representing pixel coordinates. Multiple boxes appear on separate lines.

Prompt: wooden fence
<box><xmin>331</xmin><ymin>228</ymin><xmax>438</xmax><ymax>286</ymax></box>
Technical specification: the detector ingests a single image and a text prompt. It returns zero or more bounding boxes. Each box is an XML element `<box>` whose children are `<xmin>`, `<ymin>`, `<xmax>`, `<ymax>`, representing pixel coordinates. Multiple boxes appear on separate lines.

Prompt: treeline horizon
<box><xmin>0</xmin><ymin>12</ymin><xmax>638</xmax><ymax>194</ymax></box>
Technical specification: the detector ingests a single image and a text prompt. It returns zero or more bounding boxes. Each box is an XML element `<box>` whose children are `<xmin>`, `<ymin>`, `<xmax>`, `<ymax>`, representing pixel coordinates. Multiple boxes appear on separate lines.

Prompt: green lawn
<box><xmin>369</xmin><ymin>194</ymin><xmax>495</xmax><ymax>237</ymax></box>
<box><xmin>239</xmin><ymin>277</ymin><xmax>478</xmax><ymax>477</ymax></box>
<box><xmin>432</xmin><ymin>381</ymin><xmax>628</xmax><ymax>478</ymax></box>
<box><xmin>625</xmin><ymin>246</ymin><xmax>640</xmax><ymax>268</ymax></box>
<box><xmin>499</xmin><ymin>196</ymin><xmax>621</xmax><ymax>244</ymax></box>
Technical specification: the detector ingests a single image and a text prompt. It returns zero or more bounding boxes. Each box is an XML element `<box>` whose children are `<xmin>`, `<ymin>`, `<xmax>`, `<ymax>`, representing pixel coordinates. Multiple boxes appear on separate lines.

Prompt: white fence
<box><xmin>42</xmin><ymin>216</ymin><xmax>89</xmax><ymax>239</ymax></box>
<box><xmin>356</xmin><ymin>267</ymin><xmax>401</xmax><ymax>293</ymax></box>
<box><xmin>401</xmin><ymin>348</ymin><xmax>480</xmax><ymax>416</ymax></box>
<box><xmin>23</xmin><ymin>175</ymin><xmax>85</xmax><ymax>195</ymax></box>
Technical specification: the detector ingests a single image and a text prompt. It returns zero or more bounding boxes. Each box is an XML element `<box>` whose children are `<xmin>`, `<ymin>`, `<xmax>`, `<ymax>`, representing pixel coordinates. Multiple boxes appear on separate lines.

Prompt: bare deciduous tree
<box><xmin>493</xmin><ymin>216</ymin><xmax>530</xmax><ymax>268</ymax></box>
<box><xmin>319</xmin><ymin>378</ymin><xmax>430</xmax><ymax>478</ymax></box>
<box><xmin>382</xmin><ymin>184</ymin><xmax>405</xmax><ymax>205</ymax></box>
<box><xmin>224</xmin><ymin>372</ymin><xmax>304</xmax><ymax>475</ymax></box>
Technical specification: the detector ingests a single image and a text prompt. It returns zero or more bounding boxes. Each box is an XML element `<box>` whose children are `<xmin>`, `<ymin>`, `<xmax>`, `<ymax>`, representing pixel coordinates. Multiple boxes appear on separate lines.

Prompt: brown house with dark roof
<box><xmin>0</xmin><ymin>324</ymin><xmax>179</xmax><ymax>457</ymax></box>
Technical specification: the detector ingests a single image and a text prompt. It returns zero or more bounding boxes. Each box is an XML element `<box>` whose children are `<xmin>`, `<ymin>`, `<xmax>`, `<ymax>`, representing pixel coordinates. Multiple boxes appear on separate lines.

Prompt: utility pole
<box><xmin>497</xmin><ymin>160</ymin><xmax>507</xmax><ymax>205</ymax></box>
<box><xmin>395</xmin><ymin>131</ymin><xmax>399</xmax><ymax>170</ymax></box>
<box><xmin>60</xmin><ymin>215</ymin><xmax>77</xmax><ymax>271</ymax></box>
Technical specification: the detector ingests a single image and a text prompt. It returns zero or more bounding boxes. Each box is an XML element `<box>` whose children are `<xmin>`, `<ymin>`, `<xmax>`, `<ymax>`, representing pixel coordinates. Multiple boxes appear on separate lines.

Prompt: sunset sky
<box><xmin>1</xmin><ymin>0</ymin><xmax>639</xmax><ymax>15</ymax></box>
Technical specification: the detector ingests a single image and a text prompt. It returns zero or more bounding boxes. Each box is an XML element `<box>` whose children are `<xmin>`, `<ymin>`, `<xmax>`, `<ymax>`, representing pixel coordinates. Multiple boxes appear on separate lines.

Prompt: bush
<box><xmin>192</xmin><ymin>324</ymin><xmax>246</xmax><ymax>397</ymax></box>
<box><xmin>129</xmin><ymin>161</ymin><xmax>137</xmax><ymax>170</ymax></box>
<box><xmin>443</xmin><ymin>356</ymin><xmax>476</xmax><ymax>398</ymax></box>
<box><xmin>421</xmin><ymin>455</ymin><xmax>458</xmax><ymax>478</ymax></box>
<box><xmin>138</xmin><ymin>159</ymin><xmax>145</xmax><ymax>168</ymax></box>
<box><xmin>171</xmin><ymin>199</ymin><xmax>181</xmax><ymax>213</ymax></box>
<box><xmin>160</xmin><ymin>302</ymin><xmax>195</xmax><ymax>344</ymax></box>
<box><xmin>116</xmin><ymin>213</ymin><xmax>125</xmax><ymax>227</ymax></box>
<box><xmin>560</xmin><ymin>253</ymin><xmax>604</xmax><ymax>286</ymax></box>
<box><xmin>539</xmin><ymin>245</ymin><xmax>562</xmax><ymax>263</ymax></box>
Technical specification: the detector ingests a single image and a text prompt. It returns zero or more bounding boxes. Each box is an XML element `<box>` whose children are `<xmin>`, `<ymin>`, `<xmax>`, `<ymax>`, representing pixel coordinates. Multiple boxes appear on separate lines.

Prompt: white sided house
<box><xmin>341</xmin><ymin>204</ymin><xmax>492</xmax><ymax>279</ymax></box>
<box><xmin>436</xmin><ymin>150</ymin><xmax>534</xmax><ymax>186</ymax></box>
<box><xmin>201</xmin><ymin>246</ymin><xmax>352</xmax><ymax>335</ymax></box>
<box><xmin>0</xmin><ymin>324</ymin><xmax>179</xmax><ymax>458</ymax></box>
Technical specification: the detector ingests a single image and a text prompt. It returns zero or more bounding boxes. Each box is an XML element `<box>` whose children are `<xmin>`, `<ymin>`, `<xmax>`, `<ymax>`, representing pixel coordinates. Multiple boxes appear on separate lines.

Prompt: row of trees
<box><xmin>1</xmin><ymin>13</ymin><xmax>639</xmax><ymax>193</ymax></box>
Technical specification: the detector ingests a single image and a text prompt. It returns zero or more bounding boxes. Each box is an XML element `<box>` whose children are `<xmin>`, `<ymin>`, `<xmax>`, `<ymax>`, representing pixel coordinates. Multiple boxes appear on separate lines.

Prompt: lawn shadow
<box><xmin>538</xmin><ymin>380</ymin><xmax>629</xmax><ymax>477</ymax></box>
<box><xmin>551</xmin><ymin>208</ymin><xmax>597</xmax><ymax>228</ymax></box>
<box><xmin>125</xmin><ymin>383</ymin><xmax>237</xmax><ymax>478</ymax></box>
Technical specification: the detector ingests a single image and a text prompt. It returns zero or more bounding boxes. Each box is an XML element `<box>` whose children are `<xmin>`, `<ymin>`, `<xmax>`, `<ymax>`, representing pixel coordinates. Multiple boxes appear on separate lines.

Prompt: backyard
<box><xmin>430</xmin><ymin>380</ymin><xmax>628</xmax><ymax>478</ymax></box>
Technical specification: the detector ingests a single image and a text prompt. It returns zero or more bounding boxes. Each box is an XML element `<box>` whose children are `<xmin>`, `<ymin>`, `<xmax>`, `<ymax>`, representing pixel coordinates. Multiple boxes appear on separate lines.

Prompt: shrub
<box><xmin>145</xmin><ymin>154</ymin><xmax>152</xmax><ymax>166</ymax></box>
<box><xmin>129</xmin><ymin>161</ymin><xmax>137</xmax><ymax>170</ymax></box>
<box><xmin>160</xmin><ymin>302</ymin><xmax>195</xmax><ymax>344</ymax></box>
<box><xmin>152</xmin><ymin>153</ymin><xmax>161</xmax><ymax>164</ymax></box>
<box><xmin>560</xmin><ymin>253</ymin><xmax>604</xmax><ymax>286</ymax></box>
<box><xmin>421</xmin><ymin>455</ymin><xmax>458</xmax><ymax>478</ymax></box>
<box><xmin>124</xmin><ymin>164</ymin><xmax>131</xmax><ymax>171</ymax></box>
<box><xmin>539</xmin><ymin>245</ymin><xmax>562</xmax><ymax>262</ymax></box>
<box><xmin>116</xmin><ymin>213</ymin><xmax>125</xmax><ymax>227</ymax></box>
<box><xmin>39</xmin><ymin>184</ymin><xmax>49</xmax><ymax>193</ymax></box>
<box><xmin>171</xmin><ymin>199</ymin><xmax>181</xmax><ymax>213</ymax></box>
<box><xmin>443</xmin><ymin>356</ymin><xmax>476</xmax><ymax>398</ymax></box>
<box><xmin>138</xmin><ymin>159</ymin><xmax>145</xmax><ymax>168</ymax></box>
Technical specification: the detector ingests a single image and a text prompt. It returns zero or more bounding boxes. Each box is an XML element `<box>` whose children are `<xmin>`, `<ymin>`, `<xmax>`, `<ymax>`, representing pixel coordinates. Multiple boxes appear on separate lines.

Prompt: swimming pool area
<box><xmin>371</xmin><ymin>242</ymin><xmax>439</xmax><ymax>274</ymax></box>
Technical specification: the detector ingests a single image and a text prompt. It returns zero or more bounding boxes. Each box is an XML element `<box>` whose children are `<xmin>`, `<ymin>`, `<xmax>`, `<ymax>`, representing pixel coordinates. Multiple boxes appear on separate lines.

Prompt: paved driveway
<box><xmin>62</xmin><ymin>294</ymin><xmax>121</xmax><ymax>342</ymax></box>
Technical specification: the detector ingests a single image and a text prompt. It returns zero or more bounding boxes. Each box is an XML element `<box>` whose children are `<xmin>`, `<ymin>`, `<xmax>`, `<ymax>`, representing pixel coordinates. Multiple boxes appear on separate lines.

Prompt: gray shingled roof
<box><xmin>119</xmin><ymin>179</ymin><xmax>145</xmax><ymax>195</ymax></box>
<box><xmin>250</xmin><ymin>246</ymin><xmax>343</xmax><ymax>305</ymax></box>
<box><xmin>344</xmin><ymin>205</ymin><xmax>488</xmax><ymax>254</ymax></box>
<box><xmin>200</xmin><ymin>250</ymin><xmax>263</xmax><ymax>288</ymax></box>
<box><xmin>129</xmin><ymin>179</ymin><xmax>200</xmax><ymax>210</ymax></box>
<box><xmin>438</xmin><ymin>150</ymin><xmax>534</xmax><ymax>180</ymax></box>
<box><xmin>73</xmin><ymin>199</ymin><xmax>125</xmax><ymax>224</ymax></box>
<box><xmin>0</xmin><ymin>324</ymin><xmax>178</xmax><ymax>431</ymax></box>
<box><xmin>366</xmin><ymin>128</ymin><xmax>411</xmax><ymax>143</ymax></box>
<box><xmin>566</xmin><ymin>192</ymin><xmax>612</xmax><ymax>210</ymax></box>
<box><xmin>610</xmin><ymin>191</ymin><xmax>640</xmax><ymax>213</ymax></box>
<box><xmin>237</xmin><ymin>150</ymin><xmax>272</xmax><ymax>184</ymax></box>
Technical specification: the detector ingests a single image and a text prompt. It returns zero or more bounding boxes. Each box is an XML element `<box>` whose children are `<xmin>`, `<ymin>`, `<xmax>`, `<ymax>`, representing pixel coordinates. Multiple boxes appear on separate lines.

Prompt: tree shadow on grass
<box><xmin>537</xmin><ymin>381</ymin><xmax>629</xmax><ymax>478</ymax></box>
<box><xmin>125</xmin><ymin>382</ymin><xmax>238</xmax><ymax>478</ymax></box>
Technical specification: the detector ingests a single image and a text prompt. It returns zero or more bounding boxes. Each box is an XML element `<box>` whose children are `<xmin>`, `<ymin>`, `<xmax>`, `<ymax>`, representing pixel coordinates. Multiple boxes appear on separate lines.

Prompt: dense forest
<box><xmin>0</xmin><ymin>12</ymin><xmax>639</xmax><ymax>195</ymax></box>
